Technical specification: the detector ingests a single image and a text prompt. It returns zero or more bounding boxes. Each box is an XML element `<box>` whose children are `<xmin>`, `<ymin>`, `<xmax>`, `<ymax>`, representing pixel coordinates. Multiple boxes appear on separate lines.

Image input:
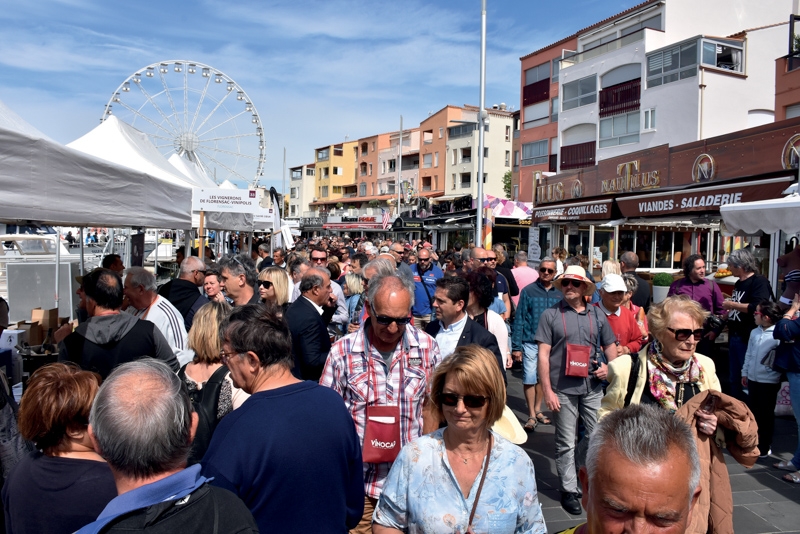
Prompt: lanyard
<box><xmin>560</xmin><ymin>304</ymin><xmax>594</xmax><ymax>344</ymax></box>
<box><xmin>365</xmin><ymin>332</ymin><xmax>408</xmax><ymax>406</ymax></box>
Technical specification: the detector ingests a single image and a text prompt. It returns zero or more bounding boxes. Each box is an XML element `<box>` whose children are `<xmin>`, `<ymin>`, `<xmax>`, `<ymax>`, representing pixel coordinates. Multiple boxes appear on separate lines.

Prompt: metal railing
<box><xmin>561</xmin><ymin>28</ymin><xmax>645</xmax><ymax>69</ymax></box>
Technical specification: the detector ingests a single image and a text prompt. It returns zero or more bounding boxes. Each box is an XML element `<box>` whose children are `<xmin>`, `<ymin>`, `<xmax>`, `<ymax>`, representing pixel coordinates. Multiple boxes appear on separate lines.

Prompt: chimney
<box><xmin>499</xmin><ymin>102</ymin><xmax>507</xmax><ymax>110</ymax></box>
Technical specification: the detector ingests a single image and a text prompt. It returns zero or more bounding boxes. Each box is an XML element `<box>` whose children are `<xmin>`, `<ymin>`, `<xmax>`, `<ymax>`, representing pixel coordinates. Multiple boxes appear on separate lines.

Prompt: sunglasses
<box><xmin>666</xmin><ymin>327</ymin><xmax>704</xmax><ymax>341</ymax></box>
<box><xmin>476</xmin><ymin>257</ymin><xmax>496</xmax><ymax>263</ymax></box>
<box><xmin>539</xmin><ymin>267</ymin><xmax>555</xmax><ymax>274</ymax></box>
<box><xmin>311</xmin><ymin>256</ymin><xmax>327</xmax><ymax>263</ymax></box>
<box><xmin>374</xmin><ymin>315</ymin><xmax>411</xmax><ymax>326</ymax></box>
<box><xmin>562</xmin><ymin>279</ymin><xmax>584</xmax><ymax>288</ymax></box>
<box><xmin>440</xmin><ymin>393</ymin><xmax>489</xmax><ymax>408</ymax></box>
<box><xmin>259</xmin><ymin>280</ymin><xmax>273</xmax><ymax>289</ymax></box>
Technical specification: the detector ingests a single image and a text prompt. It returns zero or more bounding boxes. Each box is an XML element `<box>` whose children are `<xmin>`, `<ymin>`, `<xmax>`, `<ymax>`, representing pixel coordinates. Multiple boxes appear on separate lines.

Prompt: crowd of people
<box><xmin>0</xmin><ymin>232</ymin><xmax>799</xmax><ymax>534</ymax></box>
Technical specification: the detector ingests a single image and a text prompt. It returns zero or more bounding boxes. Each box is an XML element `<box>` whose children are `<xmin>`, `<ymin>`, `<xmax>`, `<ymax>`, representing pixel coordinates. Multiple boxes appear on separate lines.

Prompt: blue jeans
<box><xmin>788</xmin><ymin>372</ymin><xmax>800</xmax><ymax>470</ymax></box>
<box><xmin>728</xmin><ymin>335</ymin><xmax>748</xmax><ymax>401</ymax></box>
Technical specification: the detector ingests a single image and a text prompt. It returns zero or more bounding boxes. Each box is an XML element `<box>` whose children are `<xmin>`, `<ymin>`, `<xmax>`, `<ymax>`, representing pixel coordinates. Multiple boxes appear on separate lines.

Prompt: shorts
<box><xmin>522</xmin><ymin>342</ymin><xmax>539</xmax><ymax>385</ymax></box>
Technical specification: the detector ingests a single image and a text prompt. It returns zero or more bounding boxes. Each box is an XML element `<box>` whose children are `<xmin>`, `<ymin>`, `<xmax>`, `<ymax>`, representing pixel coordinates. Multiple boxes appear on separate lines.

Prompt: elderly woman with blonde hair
<box><xmin>373</xmin><ymin>345</ymin><xmax>546</xmax><ymax>534</ymax></box>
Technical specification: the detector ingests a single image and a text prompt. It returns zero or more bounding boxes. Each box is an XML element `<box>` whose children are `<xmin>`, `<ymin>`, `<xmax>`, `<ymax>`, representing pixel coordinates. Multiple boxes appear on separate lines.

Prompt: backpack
<box><xmin>178</xmin><ymin>364</ymin><xmax>229</xmax><ymax>465</ymax></box>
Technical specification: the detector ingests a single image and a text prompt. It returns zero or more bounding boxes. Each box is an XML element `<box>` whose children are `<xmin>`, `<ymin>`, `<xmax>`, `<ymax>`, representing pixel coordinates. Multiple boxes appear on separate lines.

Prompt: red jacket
<box><xmin>594</xmin><ymin>303</ymin><xmax>643</xmax><ymax>354</ymax></box>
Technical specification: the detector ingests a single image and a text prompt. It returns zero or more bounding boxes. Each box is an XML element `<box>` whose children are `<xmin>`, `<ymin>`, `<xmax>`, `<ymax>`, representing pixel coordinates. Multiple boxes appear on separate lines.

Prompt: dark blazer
<box><xmin>284</xmin><ymin>296</ymin><xmax>332</xmax><ymax>381</ymax></box>
<box><xmin>627</xmin><ymin>272</ymin><xmax>652</xmax><ymax>312</ymax></box>
<box><xmin>425</xmin><ymin>317</ymin><xmax>507</xmax><ymax>383</ymax></box>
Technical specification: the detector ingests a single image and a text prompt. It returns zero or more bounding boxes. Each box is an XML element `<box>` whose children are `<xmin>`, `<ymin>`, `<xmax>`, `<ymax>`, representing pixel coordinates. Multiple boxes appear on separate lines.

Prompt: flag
<box><xmin>381</xmin><ymin>208</ymin><xmax>390</xmax><ymax>230</ymax></box>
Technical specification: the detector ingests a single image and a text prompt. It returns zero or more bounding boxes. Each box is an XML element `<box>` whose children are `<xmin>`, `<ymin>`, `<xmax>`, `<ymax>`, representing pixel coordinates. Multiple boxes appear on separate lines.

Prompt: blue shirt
<box><xmin>374</xmin><ymin>428</ymin><xmax>547</xmax><ymax>534</ymax></box>
<box><xmin>435</xmin><ymin>313</ymin><xmax>468</xmax><ymax>359</ymax></box>
<box><xmin>511</xmin><ymin>281</ymin><xmax>564</xmax><ymax>351</ymax></box>
<box><xmin>410</xmin><ymin>263</ymin><xmax>443</xmax><ymax>316</ymax></box>
<box><xmin>201</xmin><ymin>381</ymin><xmax>364</xmax><ymax>533</ymax></box>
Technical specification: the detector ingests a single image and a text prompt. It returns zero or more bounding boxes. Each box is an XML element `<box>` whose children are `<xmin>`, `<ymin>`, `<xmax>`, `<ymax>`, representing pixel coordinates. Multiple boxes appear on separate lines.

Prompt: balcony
<box><xmin>560</xmin><ymin>141</ymin><xmax>596</xmax><ymax>170</ymax></box>
<box><xmin>461</xmin><ymin>157</ymin><xmax>472</xmax><ymax>164</ymax></box>
<box><xmin>599</xmin><ymin>78</ymin><xmax>641</xmax><ymax>118</ymax></box>
<box><xmin>561</xmin><ymin>28</ymin><xmax>645</xmax><ymax>69</ymax></box>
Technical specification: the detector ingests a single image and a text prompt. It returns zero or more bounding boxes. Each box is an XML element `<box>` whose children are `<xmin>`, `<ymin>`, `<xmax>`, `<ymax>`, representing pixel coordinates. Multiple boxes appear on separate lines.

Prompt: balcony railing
<box><xmin>461</xmin><ymin>157</ymin><xmax>472</xmax><ymax>164</ymax></box>
<box><xmin>561</xmin><ymin>28</ymin><xmax>645</xmax><ymax>69</ymax></box>
<box><xmin>599</xmin><ymin>78</ymin><xmax>641</xmax><ymax>118</ymax></box>
<box><xmin>560</xmin><ymin>141</ymin><xmax>596</xmax><ymax>170</ymax></box>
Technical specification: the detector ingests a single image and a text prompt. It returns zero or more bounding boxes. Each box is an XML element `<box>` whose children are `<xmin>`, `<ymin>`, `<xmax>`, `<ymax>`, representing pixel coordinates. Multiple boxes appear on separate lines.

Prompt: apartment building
<box><xmin>288</xmin><ymin>162</ymin><xmax>315</xmax><ymax>219</ymax></box>
<box><xmin>311</xmin><ymin>141</ymin><xmax>357</xmax><ymax>205</ymax></box>
<box><xmin>775</xmin><ymin>15</ymin><xmax>800</xmax><ymax>120</ymax></box>
<box><xmin>518</xmin><ymin>0</ymin><xmax>794</xmax><ymax>201</ymax></box>
<box><xmin>376</xmin><ymin>128</ymin><xmax>420</xmax><ymax>197</ymax></box>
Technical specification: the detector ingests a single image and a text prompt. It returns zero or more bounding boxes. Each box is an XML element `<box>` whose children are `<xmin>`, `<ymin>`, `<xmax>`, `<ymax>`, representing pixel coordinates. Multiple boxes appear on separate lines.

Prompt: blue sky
<box><xmin>0</xmin><ymin>0</ymin><xmax>641</xmax><ymax>190</ymax></box>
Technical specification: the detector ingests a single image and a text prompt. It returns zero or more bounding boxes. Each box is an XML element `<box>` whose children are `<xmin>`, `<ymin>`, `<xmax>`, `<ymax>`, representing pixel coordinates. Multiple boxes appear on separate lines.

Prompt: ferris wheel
<box><xmin>101</xmin><ymin>60</ymin><xmax>265</xmax><ymax>186</ymax></box>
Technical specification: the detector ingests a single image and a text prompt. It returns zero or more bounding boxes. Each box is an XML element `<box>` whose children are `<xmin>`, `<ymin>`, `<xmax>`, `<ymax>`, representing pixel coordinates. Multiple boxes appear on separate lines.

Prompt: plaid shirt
<box><xmin>320</xmin><ymin>322</ymin><xmax>441</xmax><ymax>499</ymax></box>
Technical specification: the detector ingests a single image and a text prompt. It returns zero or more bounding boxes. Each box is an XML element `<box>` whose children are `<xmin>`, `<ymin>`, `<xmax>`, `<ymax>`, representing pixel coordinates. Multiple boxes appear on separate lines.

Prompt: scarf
<box><xmin>647</xmin><ymin>342</ymin><xmax>704</xmax><ymax>412</ymax></box>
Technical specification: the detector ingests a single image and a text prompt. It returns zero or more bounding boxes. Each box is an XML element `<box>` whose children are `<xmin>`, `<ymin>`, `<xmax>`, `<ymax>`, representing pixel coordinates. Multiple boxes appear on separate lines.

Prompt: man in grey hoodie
<box><xmin>58</xmin><ymin>269</ymin><xmax>178</xmax><ymax>378</ymax></box>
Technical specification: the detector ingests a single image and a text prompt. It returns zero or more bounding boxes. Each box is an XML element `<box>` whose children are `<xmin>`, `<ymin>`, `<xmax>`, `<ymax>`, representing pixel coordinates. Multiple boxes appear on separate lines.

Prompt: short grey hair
<box><xmin>89</xmin><ymin>359</ymin><xmax>193</xmax><ymax>479</ymax></box>
<box><xmin>540</xmin><ymin>256</ymin><xmax>556</xmax><ymax>265</ymax></box>
<box><xmin>218</xmin><ymin>254</ymin><xmax>257</xmax><ymax>288</ymax></box>
<box><xmin>299</xmin><ymin>267</ymin><xmax>330</xmax><ymax>293</ymax></box>
<box><xmin>362</xmin><ymin>258</ymin><xmax>395</xmax><ymax>278</ymax></box>
<box><xmin>289</xmin><ymin>259</ymin><xmax>310</xmax><ymax>277</ymax></box>
<box><xmin>587</xmin><ymin>404</ymin><xmax>700</xmax><ymax>501</ymax></box>
<box><xmin>622</xmin><ymin>272</ymin><xmax>639</xmax><ymax>294</ymax></box>
<box><xmin>620</xmin><ymin>251</ymin><xmax>639</xmax><ymax>269</ymax></box>
<box><xmin>179</xmin><ymin>256</ymin><xmax>205</xmax><ymax>277</ymax></box>
<box><xmin>366</xmin><ymin>273</ymin><xmax>415</xmax><ymax>309</ymax></box>
<box><xmin>514</xmin><ymin>251</ymin><xmax>528</xmax><ymax>263</ymax></box>
<box><xmin>257</xmin><ymin>243</ymin><xmax>270</xmax><ymax>254</ymax></box>
<box><xmin>727</xmin><ymin>248</ymin><xmax>760</xmax><ymax>274</ymax></box>
<box><xmin>126</xmin><ymin>266</ymin><xmax>157</xmax><ymax>292</ymax></box>
<box><xmin>461</xmin><ymin>249</ymin><xmax>472</xmax><ymax>262</ymax></box>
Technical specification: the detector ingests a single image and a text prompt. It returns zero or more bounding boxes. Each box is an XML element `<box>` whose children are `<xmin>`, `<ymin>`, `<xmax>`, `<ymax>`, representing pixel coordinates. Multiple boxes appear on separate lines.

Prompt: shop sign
<box><xmin>532</xmin><ymin>200</ymin><xmax>612</xmax><ymax>223</ymax></box>
<box><xmin>301</xmin><ymin>217</ymin><xmax>324</xmax><ymax>226</ymax></box>
<box><xmin>192</xmin><ymin>188</ymin><xmax>258</xmax><ymax>213</ymax></box>
<box><xmin>616</xmin><ymin>177</ymin><xmax>793</xmax><ymax>218</ymax></box>
<box><xmin>358</xmin><ymin>216</ymin><xmax>376</xmax><ymax>223</ymax></box>
<box><xmin>494</xmin><ymin>217</ymin><xmax>532</xmax><ymax>227</ymax></box>
<box><xmin>600</xmin><ymin>160</ymin><xmax>661</xmax><ymax>194</ymax></box>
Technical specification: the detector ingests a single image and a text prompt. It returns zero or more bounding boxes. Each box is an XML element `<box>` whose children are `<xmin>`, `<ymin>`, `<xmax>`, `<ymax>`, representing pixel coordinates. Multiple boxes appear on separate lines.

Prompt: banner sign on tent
<box><xmin>192</xmin><ymin>188</ymin><xmax>258</xmax><ymax>213</ymax></box>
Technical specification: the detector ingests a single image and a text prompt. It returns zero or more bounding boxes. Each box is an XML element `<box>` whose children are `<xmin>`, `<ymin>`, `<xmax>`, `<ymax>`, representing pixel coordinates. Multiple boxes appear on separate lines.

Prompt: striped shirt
<box><xmin>320</xmin><ymin>322</ymin><xmax>440</xmax><ymax>499</ymax></box>
<box><xmin>130</xmin><ymin>295</ymin><xmax>194</xmax><ymax>366</ymax></box>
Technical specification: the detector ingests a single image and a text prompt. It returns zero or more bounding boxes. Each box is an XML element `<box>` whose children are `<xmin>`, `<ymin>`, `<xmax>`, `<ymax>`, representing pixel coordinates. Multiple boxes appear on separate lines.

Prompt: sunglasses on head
<box><xmin>666</xmin><ymin>327</ymin><xmax>704</xmax><ymax>341</ymax></box>
<box><xmin>440</xmin><ymin>393</ymin><xmax>488</xmax><ymax>408</ymax></box>
<box><xmin>539</xmin><ymin>267</ymin><xmax>555</xmax><ymax>274</ymax></box>
<box><xmin>561</xmin><ymin>279</ymin><xmax>584</xmax><ymax>288</ymax></box>
<box><xmin>259</xmin><ymin>280</ymin><xmax>273</xmax><ymax>289</ymax></box>
<box><xmin>374</xmin><ymin>315</ymin><xmax>411</xmax><ymax>326</ymax></box>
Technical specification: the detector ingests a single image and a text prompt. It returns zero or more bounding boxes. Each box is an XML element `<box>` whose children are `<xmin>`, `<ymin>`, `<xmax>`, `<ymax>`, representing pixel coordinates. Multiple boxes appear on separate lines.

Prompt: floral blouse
<box><xmin>373</xmin><ymin>428</ymin><xmax>546</xmax><ymax>534</ymax></box>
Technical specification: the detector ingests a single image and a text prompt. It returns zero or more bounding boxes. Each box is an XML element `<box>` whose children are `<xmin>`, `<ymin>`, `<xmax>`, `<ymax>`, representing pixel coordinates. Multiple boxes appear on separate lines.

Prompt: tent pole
<box><xmin>79</xmin><ymin>228</ymin><xmax>85</xmax><ymax>275</ymax></box>
<box><xmin>154</xmin><ymin>229</ymin><xmax>159</xmax><ymax>277</ymax></box>
<box><xmin>55</xmin><ymin>227</ymin><xmax>61</xmax><ymax>313</ymax></box>
<box><xmin>198</xmin><ymin>211</ymin><xmax>205</xmax><ymax>260</ymax></box>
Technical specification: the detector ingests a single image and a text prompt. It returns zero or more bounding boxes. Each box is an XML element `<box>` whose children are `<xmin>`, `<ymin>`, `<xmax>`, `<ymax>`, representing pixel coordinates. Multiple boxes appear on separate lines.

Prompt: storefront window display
<box><xmin>567</xmin><ymin>229</ymin><xmax>590</xmax><ymax>258</ymax></box>
<box><xmin>592</xmin><ymin>228</ymin><xmax>615</xmax><ymax>273</ymax></box>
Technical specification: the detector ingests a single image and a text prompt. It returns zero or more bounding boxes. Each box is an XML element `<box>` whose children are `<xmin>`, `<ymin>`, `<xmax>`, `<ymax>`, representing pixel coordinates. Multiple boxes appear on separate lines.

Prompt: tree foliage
<box><xmin>502</xmin><ymin>170</ymin><xmax>513</xmax><ymax>199</ymax></box>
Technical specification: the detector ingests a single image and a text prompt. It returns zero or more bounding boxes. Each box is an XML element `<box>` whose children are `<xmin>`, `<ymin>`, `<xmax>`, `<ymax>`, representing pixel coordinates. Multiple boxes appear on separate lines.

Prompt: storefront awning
<box><xmin>532</xmin><ymin>199</ymin><xmax>612</xmax><ymax>223</ymax></box>
<box><xmin>616</xmin><ymin>176</ymin><xmax>794</xmax><ymax>218</ymax></box>
<box><xmin>720</xmin><ymin>192</ymin><xmax>800</xmax><ymax>234</ymax></box>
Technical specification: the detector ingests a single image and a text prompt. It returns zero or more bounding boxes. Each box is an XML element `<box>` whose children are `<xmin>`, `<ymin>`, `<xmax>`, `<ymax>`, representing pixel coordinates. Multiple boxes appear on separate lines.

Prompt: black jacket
<box><xmin>158</xmin><ymin>279</ymin><xmax>209</xmax><ymax>331</ymax></box>
<box><xmin>425</xmin><ymin>317</ymin><xmax>507</xmax><ymax>383</ymax></box>
<box><xmin>627</xmin><ymin>272</ymin><xmax>652</xmax><ymax>312</ymax></box>
<box><xmin>284</xmin><ymin>296</ymin><xmax>332</xmax><ymax>381</ymax></box>
<box><xmin>101</xmin><ymin>484</ymin><xmax>257</xmax><ymax>534</ymax></box>
<box><xmin>496</xmin><ymin>266</ymin><xmax>519</xmax><ymax>298</ymax></box>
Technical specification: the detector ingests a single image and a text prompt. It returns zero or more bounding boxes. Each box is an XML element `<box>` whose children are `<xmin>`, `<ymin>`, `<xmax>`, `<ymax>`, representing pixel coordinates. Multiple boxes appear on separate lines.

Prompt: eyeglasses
<box><xmin>440</xmin><ymin>393</ymin><xmax>489</xmax><ymax>408</ymax></box>
<box><xmin>310</xmin><ymin>256</ymin><xmax>327</xmax><ymax>263</ymax></box>
<box><xmin>192</xmin><ymin>269</ymin><xmax>206</xmax><ymax>275</ymax></box>
<box><xmin>418</xmin><ymin>257</ymin><xmax>430</xmax><ymax>262</ymax></box>
<box><xmin>539</xmin><ymin>267</ymin><xmax>555</xmax><ymax>274</ymax></box>
<box><xmin>361</xmin><ymin>275</ymin><xmax>370</xmax><ymax>285</ymax></box>
<box><xmin>219</xmin><ymin>350</ymin><xmax>240</xmax><ymax>365</ymax></box>
<box><xmin>562</xmin><ymin>279</ymin><xmax>584</xmax><ymax>288</ymax></box>
<box><xmin>666</xmin><ymin>327</ymin><xmax>704</xmax><ymax>341</ymax></box>
<box><xmin>259</xmin><ymin>280</ymin><xmax>273</xmax><ymax>289</ymax></box>
<box><xmin>374</xmin><ymin>315</ymin><xmax>411</xmax><ymax>326</ymax></box>
<box><xmin>476</xmin><ymin>257</ymin><xmax>495</xmax><ymax>263</ymax></box>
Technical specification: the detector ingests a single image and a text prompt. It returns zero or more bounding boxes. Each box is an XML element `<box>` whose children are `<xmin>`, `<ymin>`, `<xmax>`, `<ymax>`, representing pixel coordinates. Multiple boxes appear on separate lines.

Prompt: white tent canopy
<box><xmin>720</xmin><ymin>193</ymin><xmax>800</xmax><ymax>235</ymax></box>
<box><xmin>0</xmin><ymin>99</ymin><xmax>192</xmax><ymax>228</ymax></box>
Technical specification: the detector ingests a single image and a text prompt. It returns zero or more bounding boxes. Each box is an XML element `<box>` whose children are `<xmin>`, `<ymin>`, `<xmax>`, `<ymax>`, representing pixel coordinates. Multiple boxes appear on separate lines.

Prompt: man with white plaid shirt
<box><xmin>320</xmin><ymin>273</ymin><xmax>441</xmax><ymax>534</ymax></box>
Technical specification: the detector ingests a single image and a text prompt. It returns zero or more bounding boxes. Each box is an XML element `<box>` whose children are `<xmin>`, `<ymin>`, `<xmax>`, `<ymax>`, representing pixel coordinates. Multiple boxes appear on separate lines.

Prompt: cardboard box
<box><xmin>18</xmin><ymin>321</ymin><xmax>43</xmax><ymax>346</ymax></box>
<box><xmin>31</xmin><ymin>308</ymin><xmax>59</xmax><ymax>331</ymax></box>
<box><xmin>0</xmin><ymin>329</ymin><xmax>27</xmax><ymax>351</ymax></box>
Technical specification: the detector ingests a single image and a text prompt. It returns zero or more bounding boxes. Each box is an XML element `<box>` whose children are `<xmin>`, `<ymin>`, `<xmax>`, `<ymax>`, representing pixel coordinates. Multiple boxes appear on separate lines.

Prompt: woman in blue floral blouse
<box><xmin>373</xmin><ymin>345</ymin><xmax>546</xmax><ymax>534</ymax></box>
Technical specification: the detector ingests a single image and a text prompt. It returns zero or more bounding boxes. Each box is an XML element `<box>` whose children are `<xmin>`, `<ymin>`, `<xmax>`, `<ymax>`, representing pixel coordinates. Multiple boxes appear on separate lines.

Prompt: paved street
<box><xmin>505</xmin><ymin>367</ymin><xmax>800</xmax><ymax>533</ymax></box>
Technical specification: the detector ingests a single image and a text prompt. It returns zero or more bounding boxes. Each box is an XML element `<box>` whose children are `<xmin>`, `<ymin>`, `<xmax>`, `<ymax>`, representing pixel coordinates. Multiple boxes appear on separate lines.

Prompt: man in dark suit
<box><xmin>284</xmin><ymin>267</ymin><xmax>334</xmax><ymax>381</ymax></box>
<box><xmin>620</xmin><ymin>251</ymin><xmax>651</xmax><ymax>312</ymax></box>
<box><xmin>424</xmin><ymin>276</ymin><xmax>506</xmax><ymax>382</ymax></box>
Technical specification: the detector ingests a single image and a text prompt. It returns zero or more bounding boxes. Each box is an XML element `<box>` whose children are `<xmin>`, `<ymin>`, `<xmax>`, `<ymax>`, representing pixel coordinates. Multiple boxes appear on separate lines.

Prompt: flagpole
<box><xmin>476</xmin><ymin>0</ymin><xmax>487</xmax><ymax>247</ymax></box>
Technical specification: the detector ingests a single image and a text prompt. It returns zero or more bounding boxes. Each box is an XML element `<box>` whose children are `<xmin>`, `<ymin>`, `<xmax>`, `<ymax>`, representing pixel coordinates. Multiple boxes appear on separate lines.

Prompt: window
<box><xmin>452</xmin><ymin>173</ymin><xmax>457</xmax><ymax>190</ymax></box>
<box><xmin>290</xmin><ymin>187</ymin><xmax>298</xmax><ymax>199</ymax></box>
<box><xmin>701</xmin><ymin>39</ymin><xmax>743</xmax><ymax>72</ymax></box>
<box><xmin>620</xmin><ymin>14</ymin><xmax>661</xmax><ymax>37</ymax></box>
<box><xmin>423</xmin><ymin>153</ymin><xmax>433</xmax><ymax>168</ymax></box>
<box><xmin>452</xmin><ymin>149</ymin><xmax>457</xmax><ymax>165</ymax></box>
<box><xmin>514</xmin><ymin>151</ymin><xmax>520</xmax><ymax>167</ymax></box>
<box><xmin>483</xmin><ymin>147</ymin><xmax>489</xmax><ymax>158</ymax></box>
<box><xmin>422</xmin><ymin>176</ymin><xmax>432</xmax><ymax>191</ymax></box>
<box><xmin>551</xmin><ymin>96</ymin><xmax>559</xmax><ymax>123</ymax></box>
<box><xmin>583</xmin><ymin>33</ymin><xmax>619</xmax><ymax>51</ymax></box>
<box><xmin>505</xmin><ymin>150</ymin><xmax>511</xmax><ymax>167</ymax></box>
<box><xmin>434</xmin><ymin>152</ymin><xmax>439</xmax><ymax>167</ymax></box>
<box><xmin>290</xmin><ymin>205</ymin><xmax>296</xmax><ymax>216</ymax></box>
<box><xmin>647</xmin><ymin>40</ymin><xmax>697</xmax><ymax>88</ymax></box>
<box><xmin>317</xmin><ymin>148</ymin><xmax>329</xmax><ymax>161</ymax></box>
<box><xmin>551</xmin><ymin>57</ymin><xmax>560</xmax><ymax>83</ymax></box>
<box><xmin>361</xmin><ymin>142</ymin><xmax>368</xmax><ymax>156</ymax></box>
<box><xmin>360</xmin><ymin>162</ymin><xmax>367</xmax><ymax>176</ymax></box>
<box><xmin>423</xmin><ymin>130</ymin><xmax>433</xmax><ymax>144</ymax></box>
<box><xmin>388</xmin><ymin>183</ymin><xmax>396</xmax><ymax>194</ymax></box>
<box><xmin>439</xmin><ymin>127</ymin><xmax>444</xmax><ymax>138</ymax></box>
<box><xmin>332</xmin><ymin>166</ymin><xmax>343</xmax><ymax>175</ymax></box>
<box><xmin>291</xmin><ymin>169</ymin><xmax>302</xmax><ymax>180</ymax></box>
<box><xmin>448</xmin><ymin>124</ymin><xmax>475</xmax><ymax>139</ymax></box>
<box><xmin>372</xmin><ymin>141</ymin><xmax>376</xmax><ymax>151</ymax></box>
<box><xmin>460</xmin><ymin>172</ymin><xmax>471</xmax><ymax>188</ymax></box>
<box><xmin>321</xmin><ymin>167</ymin><xmax>330</xmax><ymax>178</ymax></box>
<box><xmin>643</xmin><ymin>108</ymin><xmax>656</xmax><ymax>130</ymax></box>
<box><xmin>523</xmin><ymin>100</ymin><xmax>549</xmax><ymax>129</ymax></box>
<box><xmin>381</xmin><ymin>161</ymin><xmax>386</xmax><ymax>174</ymax></box>
<box><xmin>524</xmin><ymin>62</ymin><xmax>550</xmax><ymax>85</ymax></box>
<box><xmin>320</xmin><ymin>186</ymin><xmax>329</xmax><ymax>197</ymax></box>
<box><xmin>599</xmin><ymin>110</ymin><xmax>640</xmax><ymax>148</ymax></box>
<box><xmin>332</xmin><ymin>186</ymin><xmax>342</xmax><ymax>194</ymax></box>
<box><xmin>368</xmin><ymin>163</ymin><xmax>372</xmax><ymax>176</ymax></box>
<box><xmin>521</xmin><ymin>140</ymin><xmax>548</xmax><ymax>166</ymax></box>
<box><xmin>461</xmin><ymin>147</ymin><xmax>472</xmax><ymax>163</ymax></box>
<box><xmin>562</xmin><ymin>75</ymin><xmax>597</xmax><ymax>111</ymax></box>
<box><xmin>513</xmin><ymin>184</ymin><xmax>519</xmax><ymax>200</ymax></box>
<box><xmin>388</xmin><ymin>159</ymin><xmax>396</xmax><ymax>172</ymax></box>
<box><xmin>306</xmin><ymin>168</ymin><xmax>315</xmax><ymax>176</ymax></box>
<box><xmin>359</xmin><ymin>182</ymin><xmax>366</xmax><ymax>196</ymax></box>
<box><xmin>505</xmin><ymin>125</ymin><xmax>511</xmax><ymax>141</ymax></box>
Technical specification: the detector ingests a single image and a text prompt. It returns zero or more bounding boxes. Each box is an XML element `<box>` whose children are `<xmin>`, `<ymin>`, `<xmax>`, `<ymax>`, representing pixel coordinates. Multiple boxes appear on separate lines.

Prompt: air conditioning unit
<box><xmin>312</xmin><ymin>197</ymin><xmax>318</xmax><ymax>202</ymax></box>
